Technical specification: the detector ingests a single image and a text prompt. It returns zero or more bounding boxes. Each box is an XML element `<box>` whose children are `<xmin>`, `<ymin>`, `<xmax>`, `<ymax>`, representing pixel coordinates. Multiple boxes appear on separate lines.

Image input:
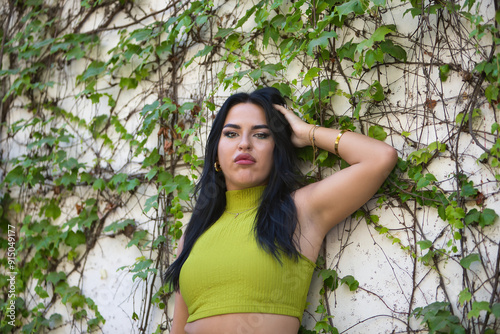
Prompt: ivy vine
<box><xmin>0</xmin><ymin>0</ymin><xmax>499</xmax><ymax>333</ymax></box>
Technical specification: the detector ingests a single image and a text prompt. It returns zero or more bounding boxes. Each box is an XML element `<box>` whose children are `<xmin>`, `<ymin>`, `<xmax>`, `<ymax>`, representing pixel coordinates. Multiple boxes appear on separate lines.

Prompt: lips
<box><xmin>234</xmin><ymin>153</ymin><xmax>256</xmax><ymax>165</ymax></box>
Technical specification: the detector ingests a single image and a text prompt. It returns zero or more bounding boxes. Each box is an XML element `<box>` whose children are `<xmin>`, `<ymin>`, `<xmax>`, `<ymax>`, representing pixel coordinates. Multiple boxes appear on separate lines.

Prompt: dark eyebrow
<box><xmin>223</xmin><ymin>124</ymin><xmax>269</xmax><ymax>130</ymax></box>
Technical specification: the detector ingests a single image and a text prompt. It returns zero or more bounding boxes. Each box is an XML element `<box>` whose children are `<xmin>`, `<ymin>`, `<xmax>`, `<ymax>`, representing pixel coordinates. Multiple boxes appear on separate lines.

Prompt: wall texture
<box><xmin>0</xmin><ymin>0</ymin><xmax>499</xmax><ymax>333</ymax></box>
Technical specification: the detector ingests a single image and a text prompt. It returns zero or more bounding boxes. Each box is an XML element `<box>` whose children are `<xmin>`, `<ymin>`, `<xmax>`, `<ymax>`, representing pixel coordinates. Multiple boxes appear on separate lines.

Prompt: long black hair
<box><xmin>165</xmin><ymin>87</ymin><xmax>303</xmax><ymax>291</ymax></box>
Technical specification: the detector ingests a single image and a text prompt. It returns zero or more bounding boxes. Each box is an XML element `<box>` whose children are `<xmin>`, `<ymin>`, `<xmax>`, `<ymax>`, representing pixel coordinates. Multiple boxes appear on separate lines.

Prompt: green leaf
<box><xmin>465</xmin><ymin>208</ymin><xmax>480</xmax><ymax>226</ymax></box>
<box><xmin>143</xmin><ymin>148</ymin><xmax>161</xmax><ymax>168</ymax></box>
<box><xmin>372</xmin><ymin>0</ymin><xmax>386</xmax><ymax>6</ymax></box>
<box><xmin>130</xmin><ymin>28</ymin><xmax>152</xmax><ymax>41</ymax></box>
<box><xmin>67</xmin><ymin>292</ymin><xmax>86</xmax><ymax>309</ymax></box>
<box><xmin>65</xmin><ymin>230</ymin><xmax>86</xmax><ymax>249</ymax></box>
<box><xmin>313</xmin><ymin>320</ymin><xmax>331</xmax><ymax>332</ymax></box>
<box><xmin>365</xmin><ymin>48</ymin><xmax>384</xmax><ymax>68</ymax></box>
<box><xmin>303</xmin><ymin>67</ymin><xmax>321</xmax><ymax>86</ymax></box>
<box><xmin>479</xmin><ymin>208</ymin><xmax>498</xmax><ymax>228</ymax></box>
<box><xmin>144</xmin><ymin>195</ymin><xmax>158</xmax><ymax>213</ymax></box>
<box><xmin>437</xmin><ymin>205</ymin><xmax>446</xmax><ymax>221</ymax></box>
<box><xmin>127</xmin><ymin>230</ymin><xmax>148</xmax><ymax>248</ymax></box>
<box><xmin>131</xmin><ymin>258</ymin><xmax>153</xmax><ymax>272</ymax></box>
<box><xmin>47</xmin><ymin>271</ymin><xmax>67</xmax><ymax>285</ymax></box>
<box><xmin>270</xmin><ymin>0</ymin><xmax>283</xmax><ymax>10</ymax></box>
<box><xmin>66</xmin><ymin>46</ymin><xmax>85</xmax><ymax>60</ymax></box>
<box><xmin>141</xmin><ymin>100</ymin><xmax>159</xmax><ymax>116</ymax></box>
<box><xmin>337</xmin><ymin>41</ymin><xmax>357</xmax><ymax>61</ymax></box>
<box><xmin>368</xmin><ymin>81</ymin><xmax>385</xmax><ymax>101</ymax></box>
<box><xmin>439</xmin><ymin>64</ymin><xmax>450</xmax><ymax>82</ymax></box>
<box><xmin>104</xmin><ymin>219</ymin><xmax>135</xmax><ymax>233</ymax></box>
<box><xmin>468</xmin><ymin>301</ymin><xmax>491</xmax><ymax>319</ymax></box>
<box><xmin>153</xmin><ymin>235</ymin><xmax>167</xmax><ymax>248</ymax></box>
<box><xmin>48</xmin><ymin>313</ymin><xmax>63</xmax><ymax>327</ymax></box>
<box><xmin>249</xmin><ymin>69</ymin><xmax>262</xmax><ymax>81</ymax></box>
<box><xmin>485</xmin><ymin>84</ymin><xmax>499</xmax><ymax>104</ymax></box>
<box><xmin>379</xmin><ymin>40</ymin><xmax>407</xmax><ymax>61</ymax></box>
<box><xmin>445</xmin><ymin>204</ymin><xmax>465</xmax><ymax>229</ymax></box>
<box><xmin>261</xmin><ymin>63</ymin><xmax>284</xmax><ymax>76</ymax></box>
<box><xmin>270</xmin><ymin>14</ymin><xmax>286</xmax><ymax>29</ymax></box>
<box><xmin>80</xmin><ymin>61</ymin><xmax>106</xmax><ymax>81</ymax></box>
<box><xmin>320</xmin><ymin>269</ymin><xmax>339</xmax><ymax>290</ymax></box>
<box><xmin>118</xmin><ymin>178</ymin><xmax>140</xmax><ymax>193</ymax></box>
<box><xmin>460</xmin><ymin>253</ymin><xmax>481</xmax><ymax>269</ymax></box>
<box><xmin>492</xmin><ymin>122</ymin><xmax>500</xmax><ymax>134</ymax></box>
<box><xmin>455</xmin><ymin>112</ymin><xmax>469</xmax><ymax>125</ymax></box>
<box><xmin>119</xmin><ymin>77</ymin><xmax>138</xmax><ymax>90</ymax></box>
<box><xmin>235</xmin><ymin>5</ymin><xmax>258</xmax><ymax>29</ymax></box>
<box><xmin>273</xmin><ymin>83</ymin><xmax>292</xmax><ymax>98</ymax></box>
<box><xmin>425</xmin><ymin>173</ymin><xmax>437</xmax><ymax>182</ymax></box>
<box><xmin>214</xmin><ymin>28</ymin><xmax>234</xmax><ymax>39</ymax></box>
<box><xmin>178</xmin><ymin>102</ymin><xmax>196</xmax><ymax>115</ymax></box>
<box><xmin>417</xmin><ymin>240</ymin><xmax>433</xmax><ymax>250</ymax></box>
<box><xmin>174</xmin><ymin>174</ymin><xmax>193</xmax><ymax>201</ymax></box>
<box><xmin>458</xmin><ymin>288</ymin><xmax>472</xmax><ymax>306</ymax></box>
<box><xmin>316</xmin><ymin>150</ymin><xmax>329</xmax><ymax>164</ymax></box>
<box><xmin>492</xmin><ymin>303</ymin><xmax>500</xmax><ymax>318</ymax></box>
<box><xmin>5</xmin><ymin>166</ymin><xmax>25</xmax><ymax>186</ymax></box>
<box><xmin>460</xmin><ymin>181</ymin><xmax>477</xmax><ymax>197</ymax></box>
<box><xmin>44</xmin><ymin>200</ymin><xmax>62</xmax><ymax>219</ymax></box>
<box><xmin>336</xmin><ymin>0</ymin><xmax>368</xmax><ymax>19</ymax></box>
<box><xmin>368</xmin><ymin>125</ymin><xmax>387</xmax><ymax>141</ymax></box>
<box><xmin>307</xmin><ymin>30</ymin><xmax>337</xmax><ymax>55</ymax></box>
<box><xmin>109</xmin><ymin>173</ymin><xmax>128</xmax><ymax>188</ymax></box>
<box><xmin>35</xmin><ymin>37</ymin><xmax>56</xmax><ymax>48</ymax></box>
<box><xmin>225</xmin><ymin>33</ymin><xmax>241</xmax><ymax>52</ymax></box>
<box><xmin>156</xmin><ymin>40</ymin><xmax>172</xmax><ymax>56</ymax></box>
<box><xmin>416</xmin><ymin>177</ymin><xmax>429</xmax><ymax>189</ymax></box>
<box><xmin>314</xmin><ymin>79</ymin><xmax>338</xmax><ymax>100</ymax></box>
<box><xmin>35</xmin><ymin>285</ymin><xmax>49</xmax><ymax>298</ymax></box>
<box><xmin>124</xmin><ymin>43</ymin><xmax>141</xmax><ymax>60</ymax></box>
<box><xmin>89</xmin><ymin>93</ymin><xmax>102</xmax><ymax>104</ymax></box>
<box><xmin>255</xmin><ymin>7</ymin><xmax>270</xmax><ymax>26</ymax></box>
<box><xmin>371</xmin><ymin>25</ymin><xmax>395</xmax><ymax>42</ymax></box>
<box><xmin>185</xmin><ymin>45</ymin><xmax>213</xmax><ymax>66</ymax></box>
<box><xmin>60</xmin><ymin>171</ymin><xmax>77</xmax><ymax>187</ymax></box>
<box><xmin>341</xmin><ymin>275</ymin><xmax>359</xmax><ymax>291</ymax></box>
<box><xmin>93</xmin><ymin>178</ymin><xmax>106</xmax><ymax>191</ymax></box>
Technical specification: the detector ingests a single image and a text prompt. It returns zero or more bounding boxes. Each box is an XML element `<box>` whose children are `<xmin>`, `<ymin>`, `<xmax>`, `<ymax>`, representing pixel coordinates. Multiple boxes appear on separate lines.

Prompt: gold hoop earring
<box><xmin>214</xmin><ymin>162</ymin><xmax>221</xmax><ymax>172</ymax></box>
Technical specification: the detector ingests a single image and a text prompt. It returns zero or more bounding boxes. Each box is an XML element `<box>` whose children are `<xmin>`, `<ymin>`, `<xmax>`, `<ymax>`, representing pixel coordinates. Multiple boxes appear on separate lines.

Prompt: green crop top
<box><xmin>179</xmin><ymin>186</ymin><xmax>316</xmax><ymax>323</ymax></box>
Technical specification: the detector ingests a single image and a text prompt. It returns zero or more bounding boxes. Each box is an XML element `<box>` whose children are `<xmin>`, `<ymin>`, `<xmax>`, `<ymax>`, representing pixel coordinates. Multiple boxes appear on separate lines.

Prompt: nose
<box><xmin>238</xmin><ymin>133</ymin><xmax>252</xmax><ymax>150</ymax></box>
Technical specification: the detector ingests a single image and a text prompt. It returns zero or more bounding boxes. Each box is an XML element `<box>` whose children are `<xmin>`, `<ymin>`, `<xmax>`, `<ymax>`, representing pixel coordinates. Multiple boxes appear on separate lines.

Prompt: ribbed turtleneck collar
<box><xmin>225</xmin><ymin>186</ymin><xmax>266</xmax><ymax>212</ymax></box>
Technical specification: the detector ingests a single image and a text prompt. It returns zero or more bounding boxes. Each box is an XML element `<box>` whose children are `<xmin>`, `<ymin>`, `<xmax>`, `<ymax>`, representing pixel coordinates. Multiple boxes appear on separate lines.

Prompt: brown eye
<box><xmin>254</xmin><ymin>132</ymin><xmax>271</xmax><ymax>139</ymax></box>
<box><xmin>223</xmin><ymin>131</ymin><xmax>238</xmax><ymax>138</ymax></box>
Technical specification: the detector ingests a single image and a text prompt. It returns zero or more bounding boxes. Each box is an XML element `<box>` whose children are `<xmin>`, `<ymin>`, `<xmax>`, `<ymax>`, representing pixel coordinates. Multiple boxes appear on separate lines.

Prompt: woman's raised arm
<box><xmin>274</xmin><ymin>104</ymin><xmax>398</xmax><ymax>238</ymax></box>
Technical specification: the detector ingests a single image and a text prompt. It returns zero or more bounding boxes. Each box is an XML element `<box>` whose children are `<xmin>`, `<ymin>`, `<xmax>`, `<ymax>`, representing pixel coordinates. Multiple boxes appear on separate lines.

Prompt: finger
<box><xmin>273</xmin><ymin>104</ymin><xmax>300</xmax><ymax>122</ymax></box>
<box><xmin>273</xmin><ymin>104</ymin><xmax>288</xmax><ymax>114</ymax></box>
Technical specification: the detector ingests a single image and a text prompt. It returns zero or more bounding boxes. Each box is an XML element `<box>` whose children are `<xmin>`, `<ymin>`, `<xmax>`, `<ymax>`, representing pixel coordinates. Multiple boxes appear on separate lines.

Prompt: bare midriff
<box><xmin>184</xmin><ymin>313</ymin><xmax>300</xmax><ymax>334</ymax></box>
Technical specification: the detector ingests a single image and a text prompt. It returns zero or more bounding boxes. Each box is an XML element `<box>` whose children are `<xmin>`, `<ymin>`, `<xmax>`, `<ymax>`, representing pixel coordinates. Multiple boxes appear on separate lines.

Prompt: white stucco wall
<box><xmin>2</xmin><ymin>0</ymin><xmax>499</xmax><ymax>333</ymax></box>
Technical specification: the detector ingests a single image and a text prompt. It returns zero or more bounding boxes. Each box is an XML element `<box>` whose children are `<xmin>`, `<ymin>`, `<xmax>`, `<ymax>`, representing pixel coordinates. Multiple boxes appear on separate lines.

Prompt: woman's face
<box><xmin>217</xmin><ymin>102</ymin><xmax>275</xmax><ymax>191</ymax></box>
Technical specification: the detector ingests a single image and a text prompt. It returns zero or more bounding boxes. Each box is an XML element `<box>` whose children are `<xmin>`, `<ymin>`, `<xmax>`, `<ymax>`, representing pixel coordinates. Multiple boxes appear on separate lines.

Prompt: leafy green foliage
<box><xmin>413</xmin><ymin>302</ymin><xmax>465</xmax><ymax>334</ymax></box>
<box><xmin>0</xmin><ymin>0</ymin><xmax>498</xmax><ymax>333</ymax></box>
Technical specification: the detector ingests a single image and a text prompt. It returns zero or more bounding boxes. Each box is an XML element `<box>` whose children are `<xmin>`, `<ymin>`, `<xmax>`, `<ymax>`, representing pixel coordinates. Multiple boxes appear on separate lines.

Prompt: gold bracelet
<box><xmin>308</xmin><ymin>125</ymin><xmax>317</xmax><ymax>146</ymax></box>
<box><xmin>310</xmin><ymin>125</ymin><xmax>320</xmax><ymax>161</ymax></box>
<box><xmin>334</xmin><ymin>129</ymin><xmax>351</xmax><ymax>156</ymax></box>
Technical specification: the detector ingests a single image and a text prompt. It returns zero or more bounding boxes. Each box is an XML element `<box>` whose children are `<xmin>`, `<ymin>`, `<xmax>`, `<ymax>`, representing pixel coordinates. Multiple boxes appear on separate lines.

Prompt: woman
<box><xmin>165</xmin><ymin>87</ymin><xmax>398</xmax><ymax>334</ymax></box>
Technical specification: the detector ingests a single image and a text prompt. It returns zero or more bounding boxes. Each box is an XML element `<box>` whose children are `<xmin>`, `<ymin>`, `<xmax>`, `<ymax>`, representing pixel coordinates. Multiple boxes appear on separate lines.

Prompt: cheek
<box><xmin>263</xmin><ymin>144</ymin><xmax>275</xmax><ymax>168</ymax></box>
<box><xmin>217</xmin><ymin>139</ymin><xmax>232</xmax><ymax>165</ymax></box>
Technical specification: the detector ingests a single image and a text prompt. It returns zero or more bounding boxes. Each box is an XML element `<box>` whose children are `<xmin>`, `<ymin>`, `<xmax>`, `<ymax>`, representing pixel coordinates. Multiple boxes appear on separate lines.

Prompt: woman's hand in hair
<box><xmin>273</xmin><ymin>104</ymin><xmax>314</xmax><ymax>148</ymax></box>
